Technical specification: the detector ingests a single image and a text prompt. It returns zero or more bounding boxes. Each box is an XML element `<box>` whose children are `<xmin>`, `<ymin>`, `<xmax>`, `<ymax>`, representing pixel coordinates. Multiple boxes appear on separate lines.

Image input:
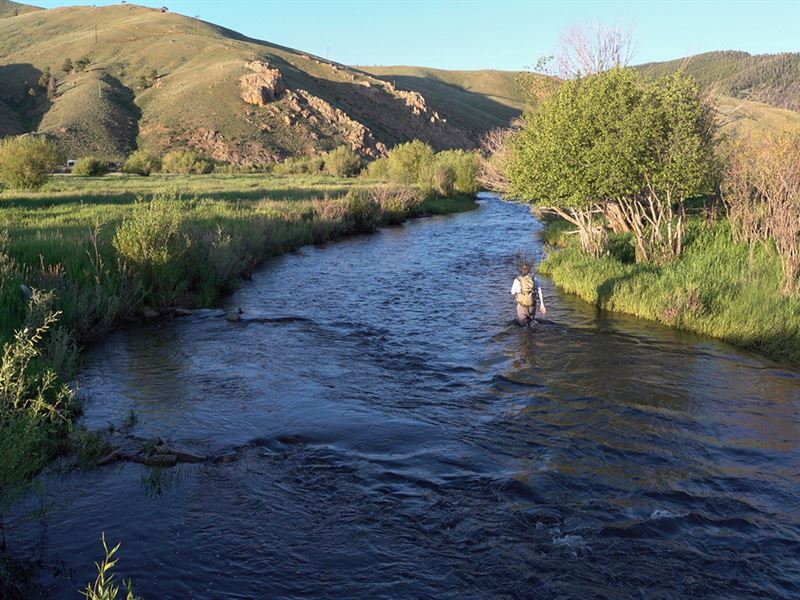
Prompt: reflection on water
<box><xmin>9</xmin><ymin>195</ymin><xmax>800</xmax><ymax>599</ymax></box>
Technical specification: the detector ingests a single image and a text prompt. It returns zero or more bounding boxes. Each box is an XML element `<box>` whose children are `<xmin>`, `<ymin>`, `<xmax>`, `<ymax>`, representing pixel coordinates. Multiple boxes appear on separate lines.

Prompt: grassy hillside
<box><xmin>0</xmin><ymin>0</ymin><xmax>40</xmax><ymax>18</ymax></box>
<box><xmin>717</xmin><ymin>95</ymin><xmax>800</xmax><ymax>138</ymax></box>
<box><xmin>638</xmin><ymin>51</ymin><xmax>800</xmax><ymax>111</ymax></box>
<box><xmin>358</xmin><ymin>65</ymin><xmax>524</xmax><ymax>133</ymax></box>
<box><xmin>0</xmin><ymin>3</ymin><xmax>497</xmax><ymax>164</ymax></box>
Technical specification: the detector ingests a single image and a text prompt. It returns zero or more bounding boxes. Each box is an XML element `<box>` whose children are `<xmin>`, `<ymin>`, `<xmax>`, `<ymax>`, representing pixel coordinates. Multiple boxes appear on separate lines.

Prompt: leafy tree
<box><xmin>507</xmin><ymin>68</ymin><xmax>717</xmax><ymax>261</ymax></box>
<box><xmin>0</xmin><ymin>136</ymin><xmax>60</xmax><ymax>190</ymax></box>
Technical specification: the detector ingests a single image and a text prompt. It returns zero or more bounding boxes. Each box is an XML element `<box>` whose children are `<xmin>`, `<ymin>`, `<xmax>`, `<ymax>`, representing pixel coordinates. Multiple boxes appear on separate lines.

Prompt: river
<box><xmin>9</xmin><ymin>194</ymin><xmax>800</xmax><ymax>599</ymax></box>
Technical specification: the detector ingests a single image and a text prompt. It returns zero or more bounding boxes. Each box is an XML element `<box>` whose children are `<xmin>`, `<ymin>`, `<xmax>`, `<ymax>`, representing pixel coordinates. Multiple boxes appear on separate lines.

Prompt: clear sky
<box><xmin>32</xmin><ymin>0</ymin><xmax>800</xmax><ymax>71</ymax></box>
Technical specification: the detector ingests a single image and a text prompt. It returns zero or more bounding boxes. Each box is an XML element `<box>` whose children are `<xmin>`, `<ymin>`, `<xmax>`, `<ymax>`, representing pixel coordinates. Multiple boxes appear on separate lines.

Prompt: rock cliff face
<box><xmin>239</xmin><ymin>61</ymin><xmax>286</xmax><ymax>106</ymax></box>
<box><xmin>290</xmin><ymin>89</ymin><xmax>387</xmax><ymax>158</ymax></box>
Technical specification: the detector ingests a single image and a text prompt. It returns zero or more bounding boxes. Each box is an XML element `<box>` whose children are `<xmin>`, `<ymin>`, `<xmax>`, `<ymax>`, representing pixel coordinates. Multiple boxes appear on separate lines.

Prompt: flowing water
<box><xmin>9</xmin><ymin>195</ymin><xmax>800</xmax><ymax>599</ymax></box>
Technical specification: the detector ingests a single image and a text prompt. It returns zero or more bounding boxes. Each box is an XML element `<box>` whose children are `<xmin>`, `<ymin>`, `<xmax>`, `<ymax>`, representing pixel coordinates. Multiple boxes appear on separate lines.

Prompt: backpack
<box><xmin>516</xmin><ymin>275</ymin><xmax>535</xmax><ymax>307</ymax></box>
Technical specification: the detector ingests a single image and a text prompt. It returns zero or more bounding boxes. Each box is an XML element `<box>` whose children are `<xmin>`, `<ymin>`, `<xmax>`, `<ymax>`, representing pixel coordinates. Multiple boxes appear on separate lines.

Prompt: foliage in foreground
<box><xmin>0</xmin><ymin>136</ymin><xmax>60</xmax><ymax>190</ymax></box>
<box><xmin>0</xmin><ymin>302</ymin><xmax>74</xmax><ymax>517</ymax></box>
<box><xmin>83</xmin><ymin>533</ymin><xmax>141</xmax><ymax>600</ymax></box>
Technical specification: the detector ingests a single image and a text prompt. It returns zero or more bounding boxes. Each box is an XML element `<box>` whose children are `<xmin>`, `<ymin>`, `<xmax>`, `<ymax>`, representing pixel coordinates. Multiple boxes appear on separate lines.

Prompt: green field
<box><xmin>539</xmin><ymin>216</ymin><xmax>800</xmax><ymax>364</ymax></box>
<box><xmin>0</xmin><ymin>173</ymin><xmax>475</xmax><ymax>344</ymax></box>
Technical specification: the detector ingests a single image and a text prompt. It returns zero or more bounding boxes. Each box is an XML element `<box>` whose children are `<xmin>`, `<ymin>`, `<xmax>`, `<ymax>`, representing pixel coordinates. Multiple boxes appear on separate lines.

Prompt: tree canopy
<box><xmin>506</xmin><ymin>67</ymin><xmax>718</xmax><ymax>260</ymax></box>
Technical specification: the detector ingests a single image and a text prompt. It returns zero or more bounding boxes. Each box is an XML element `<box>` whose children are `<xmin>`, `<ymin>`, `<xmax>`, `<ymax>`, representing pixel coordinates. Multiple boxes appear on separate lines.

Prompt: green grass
<box><xmin>0</xmin><ymin>173</ymin><xmax>472</xmax><ymax>343</ymax></box>
<box><xmin>540</xmin><ymin>217</ymin><xmax>800</xmax><ymax>363</ymax></box>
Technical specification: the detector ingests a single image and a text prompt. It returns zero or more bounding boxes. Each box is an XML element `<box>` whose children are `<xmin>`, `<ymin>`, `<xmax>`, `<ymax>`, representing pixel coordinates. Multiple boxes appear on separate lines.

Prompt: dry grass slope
<box><xmin>0</xmin><ymin>2</ymin><xmax>507</xmax><ymax>165</ymax></box>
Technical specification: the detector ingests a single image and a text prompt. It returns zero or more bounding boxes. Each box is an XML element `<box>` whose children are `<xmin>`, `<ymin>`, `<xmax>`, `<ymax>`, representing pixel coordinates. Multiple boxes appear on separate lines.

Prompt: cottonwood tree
<box><xmin>606</xmin><ymin>72</ymin><xmax>718</xmax><ymax>262</ymax></box>
<box><xmin>555</xmin><ymin>22</ymin><xmax>634</xmax><ymax>79</ymax></box>
<box><xmin>506</xmin><ymin>68</ymin><xmax>717</xmax><ymax>261</ymax></box>
<box><xmin>506</xmin><ymin>68</ymin><xmax>643</xmax><ymax>256</ymax></box>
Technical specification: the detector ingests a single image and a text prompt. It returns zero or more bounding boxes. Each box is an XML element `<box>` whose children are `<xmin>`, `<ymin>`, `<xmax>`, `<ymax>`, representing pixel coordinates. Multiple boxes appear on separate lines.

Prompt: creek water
<box><xmin>9</xmin><ymin>195</ymin><xmax>800</xmax><ymax>599</ymax></box>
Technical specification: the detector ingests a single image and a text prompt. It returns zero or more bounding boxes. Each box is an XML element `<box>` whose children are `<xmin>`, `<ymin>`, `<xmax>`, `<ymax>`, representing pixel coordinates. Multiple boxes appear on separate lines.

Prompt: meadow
<box><xmin>0</xmin><ymin>173</ymin><xmax>474</xmax><ymax>343</ymax></box>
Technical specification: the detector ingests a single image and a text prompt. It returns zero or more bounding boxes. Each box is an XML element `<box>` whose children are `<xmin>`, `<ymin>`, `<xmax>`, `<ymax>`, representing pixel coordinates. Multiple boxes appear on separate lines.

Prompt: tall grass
<box><xmin>540</xmin><ymin>217</ymin><xmax>800</xmax><ymax>362</ymax></box>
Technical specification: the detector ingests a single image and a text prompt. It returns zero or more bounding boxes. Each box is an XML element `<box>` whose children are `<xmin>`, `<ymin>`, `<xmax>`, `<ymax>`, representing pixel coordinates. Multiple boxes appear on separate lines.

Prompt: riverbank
<box><xmin>0</xmin><ymin>173</ymin><xmax>476</xmax><ymax>578</ymax></box>
<box><xmin>0</xmin><ymin>174</ymin><xmax>475</xmax><ymax>343</ymax></box>
<box><xmin>539</xmin><ymin>216</ymin><xmax>800</xmax><ymax>364</ymax></box>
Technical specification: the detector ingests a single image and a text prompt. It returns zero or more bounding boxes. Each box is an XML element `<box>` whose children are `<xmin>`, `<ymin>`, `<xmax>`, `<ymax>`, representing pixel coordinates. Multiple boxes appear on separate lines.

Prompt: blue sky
<box><xmin>33</xmin><ymin>1</ymin><xmax>800</xmax><ymax>70</ymax></box>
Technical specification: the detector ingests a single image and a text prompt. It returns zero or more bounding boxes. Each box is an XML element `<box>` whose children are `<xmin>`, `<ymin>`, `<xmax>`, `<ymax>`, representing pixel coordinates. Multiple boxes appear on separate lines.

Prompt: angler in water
<box><xmin>511</xmin><ymin>258</ymin><xmax>546</xmax><ymax>327</ymax></box>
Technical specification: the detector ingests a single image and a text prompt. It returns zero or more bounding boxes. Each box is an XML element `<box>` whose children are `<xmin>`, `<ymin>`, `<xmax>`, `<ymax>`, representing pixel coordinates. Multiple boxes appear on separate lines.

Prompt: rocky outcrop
<box><xmin>288</xmin><ymin>89</ymin><xmax>387</xmax><ymax>158</ymax></box>
<box><xmin>240</xmin><ymin>60</ymin><xmax>286</xmax><ymax>106</ymax></box>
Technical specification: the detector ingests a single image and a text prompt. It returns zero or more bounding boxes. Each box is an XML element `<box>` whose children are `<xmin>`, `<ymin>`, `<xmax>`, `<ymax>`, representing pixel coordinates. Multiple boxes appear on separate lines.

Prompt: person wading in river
<box><xmin>511</xmin><ymin>257</ymin><xmax>546</xmax><ymax>327</ymax></box>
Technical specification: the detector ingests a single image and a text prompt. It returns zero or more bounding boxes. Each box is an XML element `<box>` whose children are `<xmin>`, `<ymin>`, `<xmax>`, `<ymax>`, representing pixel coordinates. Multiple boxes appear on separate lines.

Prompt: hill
<box><xmin>0</xmin><ymin>2</ymin><xmax>506</xmax><ymax>164</ymax></box>
<box><xmin>638</xmin><ymin>51</ymin><xmax>800</xmax><ymax>112</ymax></box>
<box><xmin>0</xmin><ymin>0</ymin><xmax>40</xmax><ymax>18</ymax></box>
<box><xmin>357</xmin><ymin>66</ymin><xmax>524</xmax><ymax>132</ymax></box>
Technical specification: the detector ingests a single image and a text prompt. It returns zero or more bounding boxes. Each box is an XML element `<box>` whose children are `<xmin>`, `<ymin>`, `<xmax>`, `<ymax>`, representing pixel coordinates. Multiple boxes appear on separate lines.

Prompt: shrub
<box><xmin>344</xmin><ymin>189</ymin><xmax>381</xmax><ymax>232</ymax></box>
<box><xmin>72</xmin><ymin>157</ymin><xmax>109</xmax><ymax>177</ymax></box>
<box><xmin>363</xmin><ymin>157</ymin><xmax>389</xmax><ymax>179</ymax></box>
<box><xmin>161</xmin><ymin>150</ymin><xmax>212</xmax><ymax>175</ymax></box>
<box><xmin>386</xmin><ymin>140</ymin><xmax>435</xmax><ymax>184</ymax></box>
<box><xmin>123</xmin><ymin>150</ymin><xmax>162</xmax><ymax>176</ymax></box>
<box><xmin>274</xmin><ymin>155</ymin><xmax>325</xmax><ymax>176</ymax></box>
<box><xmin>434</xmin><ymin>149</ymin><xmax>480</xmax><ymax>193</ymax></box>
<box><xmin>113</xmin><ymin>192</ymin><xmax>188</xmax><ymax>303</ymax></box>
<box><xmin>324</xmin><ymin>145</ymin><xmax>361</xmax><ymax>178</ymax></box>
<box><xmin>432</xmin><ymin>164</ymin><xmax>456</xmax><ymax>196</ymax></box>
<box><xmin>373</xmin><ymin>185</ymin><xmax>423</xmax><ymax>224</ymax></box>
<box><xmin>0</xmin><ymin>135</ymin><xmax>60</xmax><ymax>190</ymax></box>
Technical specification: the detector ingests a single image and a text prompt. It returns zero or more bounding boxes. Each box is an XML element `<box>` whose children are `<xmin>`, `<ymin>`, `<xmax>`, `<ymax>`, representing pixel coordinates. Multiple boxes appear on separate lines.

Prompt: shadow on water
<box><xmin>7</xmin><ymin>195</ymin><xmax>800</xmax><ymax>599</ymax></box>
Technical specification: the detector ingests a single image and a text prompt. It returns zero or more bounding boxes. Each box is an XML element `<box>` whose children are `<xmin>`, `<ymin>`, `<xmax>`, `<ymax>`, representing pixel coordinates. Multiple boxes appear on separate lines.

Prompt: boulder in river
<box><xmin>142</xmin><ymin>306</ymin><xmax>160</xmax><ymax>319</ymax></box>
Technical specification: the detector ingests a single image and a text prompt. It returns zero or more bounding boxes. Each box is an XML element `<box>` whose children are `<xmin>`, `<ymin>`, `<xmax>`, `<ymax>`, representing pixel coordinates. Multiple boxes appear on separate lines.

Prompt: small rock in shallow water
<box><xmin>213</xmin><ymin>451</ymin><xmax>240</xmax><ymax>464</ymax></box>
<box><xmin>142</xmin><ymin>306</ymin><xmax>160</xmax><ymax>319</ymax></box>
<box><xmin>225</xmin><ymin>308</ymin><xmax>243</xmax><ymax>322</ymax></box>
<box><xmin>174</xmin><ymin>451</ymin><xmax>207</xmax><ymax>464</ymax></box>
<box><xmin>173</xmin><ymin>308</ymin><xmax>194</xmax><ymax>317</ymax></box>
<box><xmin>97</xmin><ymin>451</ymin><xmax>120</xmax><ymax>466</ymax></box>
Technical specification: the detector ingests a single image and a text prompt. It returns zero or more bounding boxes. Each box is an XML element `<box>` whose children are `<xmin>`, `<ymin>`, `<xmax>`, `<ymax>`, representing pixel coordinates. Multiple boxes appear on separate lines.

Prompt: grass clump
<box><xmin>123</xmin><ymin>150</ymin><xmax>161</xmax><ymax>176</ymax></box>
<box><xmin>0</xmin><ymin>136</ymin><xmax>60</xmax><ymax>190</ymax></box>
<box><xmin>73</xmin><ymin>157</ymin><xmax>110</xmax><ymax>177</ymax></box>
